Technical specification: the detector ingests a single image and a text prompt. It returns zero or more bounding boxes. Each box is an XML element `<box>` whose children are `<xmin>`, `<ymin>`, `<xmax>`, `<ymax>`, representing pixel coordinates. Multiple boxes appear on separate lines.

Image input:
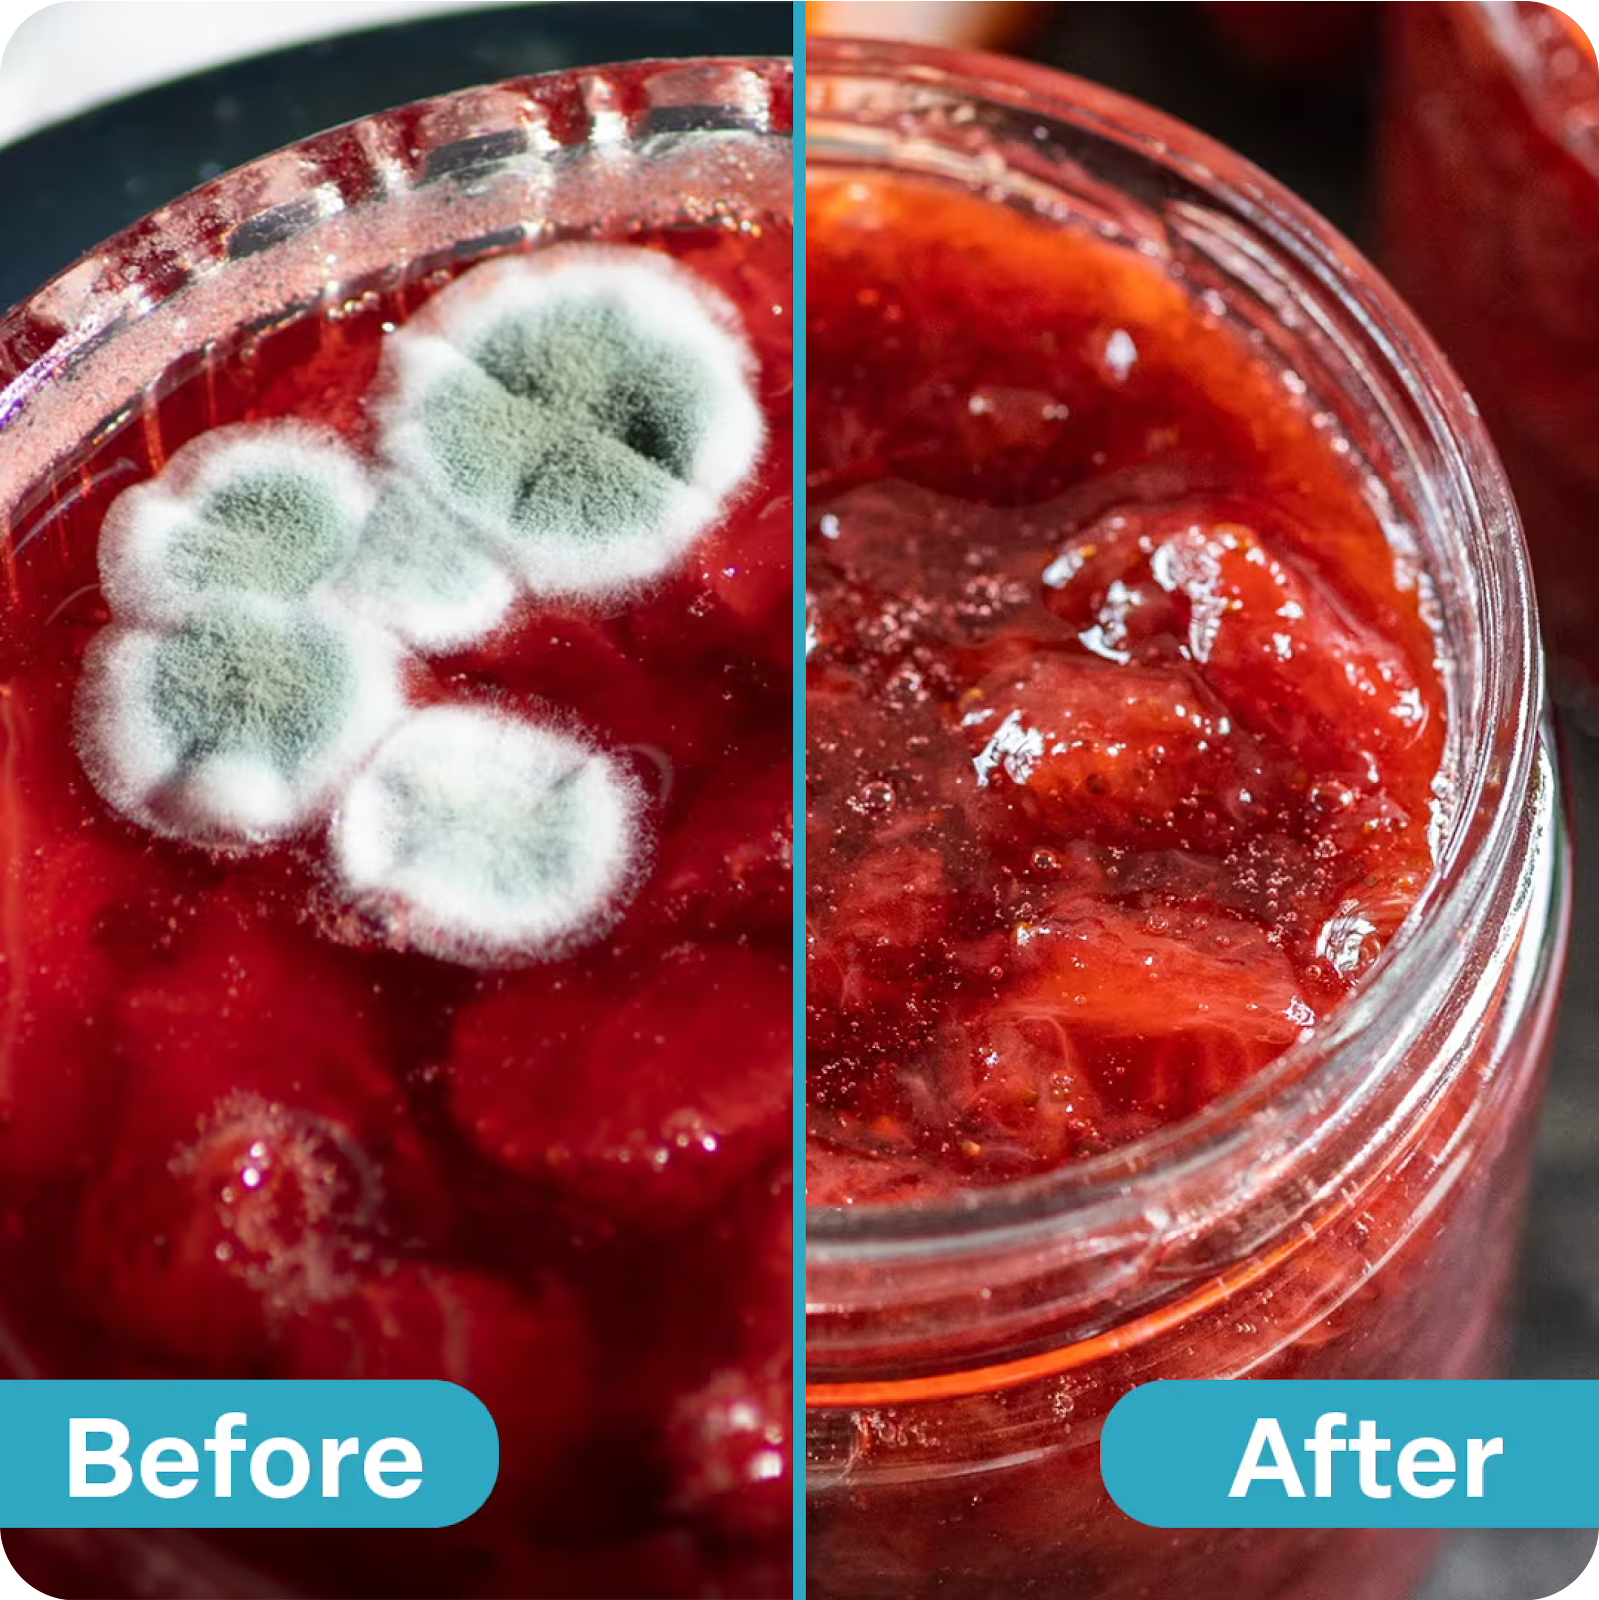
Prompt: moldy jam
<box><xmin>0</xmin><ymin>63</ymin><xmax>793</xmax><ymax>1600</ymax></box>
<box><xmin>806</xmin><ymin>41</ymin><xmax>1566</xmax><ymax>1600</ymax></box>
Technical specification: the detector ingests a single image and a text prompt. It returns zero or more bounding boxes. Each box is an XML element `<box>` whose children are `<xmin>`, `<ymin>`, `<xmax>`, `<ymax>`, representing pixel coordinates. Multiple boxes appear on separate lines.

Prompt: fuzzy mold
<box><xmin>98</xmin><ymin>422</ymin><xmax>375</xmax><ymax>626</ymax></box>
<box><xmin>375</xmin><ymin>245</ymin><xmax>764</xmax><ymax>599</ymax></box>
<box><xmin>333</xmin><ymin>472</ymin><xmax>517</xmax><ymax>652</ymax></box>
<box><xmin>331</xmin><ymin>703</ymin><xmax>645</xmax><ymax>966</ymax></box>
<box><xmin>77</xmin><ymin>599</ymin><xmax>407</xmax><ymax>847</ymax></box>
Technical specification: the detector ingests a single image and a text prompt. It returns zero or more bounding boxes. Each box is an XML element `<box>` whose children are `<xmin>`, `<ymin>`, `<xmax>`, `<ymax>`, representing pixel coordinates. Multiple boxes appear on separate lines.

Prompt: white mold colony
<box><xmin>81</xmin><ymin>422</ymin><xmax>413</xmax><ymax>847</ymax></box>
<box><xmin>79</xmin><ymin>602</ymin><xmax>404</xmax><ymax>845</ymax></box>
<box><xmin>76</xmin><ymin>241</ymin><xmax>761</xmax><ymax>957</ymax></box>
<box><xmin>375</xmin><ymin>244</ymin><xmax>764</xmax><ymax>598</ymax></box>
<box><xmin>333</xmin><ymin>472</ymin><xmax>517</xmax><ymax>652</ymax></box>
<box><xmin>99</xmin><ymin>423</ymin><xmax>375</xmax><ymax>625</ymax></box>
<box><xmin>333</xmin><ymin>706</ymin><xmax>642</xmax><ymax>967</ymax></box>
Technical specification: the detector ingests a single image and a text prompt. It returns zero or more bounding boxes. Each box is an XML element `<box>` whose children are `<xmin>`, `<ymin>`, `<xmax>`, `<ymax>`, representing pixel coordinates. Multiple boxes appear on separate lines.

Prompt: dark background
<box><xmin>2</xmin><ymin>3</ymin><xmax>1592</xmax><ymax>1597</ymax></box>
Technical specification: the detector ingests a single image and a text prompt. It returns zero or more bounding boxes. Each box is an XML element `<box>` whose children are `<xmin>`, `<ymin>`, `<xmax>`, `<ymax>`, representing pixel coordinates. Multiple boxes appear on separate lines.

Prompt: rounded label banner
<box><xmin>1102</xmin><ymin>1380</ymin><xmax>1599</xmax><ymax>1529</ymax></box>
<box><xmin>0</xmin><ymin>1380</ymin><xmax>498</xmax><ymax>1528</ymax></box>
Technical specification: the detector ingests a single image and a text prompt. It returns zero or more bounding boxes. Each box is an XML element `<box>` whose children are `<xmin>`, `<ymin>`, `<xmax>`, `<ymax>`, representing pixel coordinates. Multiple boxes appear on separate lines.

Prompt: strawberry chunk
<box><xmin>1149</xmin><ymin>519</ymin><xmax>1438</xmax><ymax>784</ymax></box>
<box><xmin>111</xmin><ymin>903</ymin><xmax>404</xmax><ymax>1139</ymax></box>
<box><xmin>449</xmin><ymin>944</ymin><xmax>791</xmax><ymax>1224</ymax></box>
<box><xmin>456</xmin><ymin>610</ymin><xmax>729</xmax><ymax>779</ymax></box>
<box><xmin>958</xmin><ymin>653</ymin><xmax>1270</xmax><ymax>848</ymax></box>
<box><xmin>647</xmin><ymin>753</ymin><xmax>792</xmax><ymax>939</ymax></box>
<box><xmin>806</xmin><ymin>842</ymin><xmax>954</xmax><ymax>1024</ymax></box>
<box><xmin>999</xmin><ymin>896</ymin><xmax>1315</xmax><ymax>1126</ymax></box>
<box><xmin>700</xmin><ymin>488</ymin><xmax>794</xmax><ymax>669</ymax></box>
<box><xmin>1036</xmin><ymin>503</ymin><xmax>1440</xmax><ymax>787</ymax></box>
<box><xmin>650</xmin><ymin>1161</ymin><xmax>792</xmax><ymax>1382</ymax></box>
<box><xmin>0</xmin><ymin>675</ymin><xmax>187</xmax><ymax>1180</ymax></box>
<box><xmin>280</xmin><ymin>1264</ymin><xmax>589</xmax><ymax>1497</ymax></box>
<box><xmin>931</xmin><ymin>1009</ymin><xmax>1113</xmax><ymax>1176</ymax></box>
<box><xmin>71</xmin><ymin>905</ymin><xmax>433</xmax><ymax>1372</ymax></box>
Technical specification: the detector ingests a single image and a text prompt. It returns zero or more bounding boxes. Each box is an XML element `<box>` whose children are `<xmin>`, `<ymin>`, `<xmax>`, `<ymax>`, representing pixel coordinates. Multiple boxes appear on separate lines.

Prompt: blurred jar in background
<box><xmin>1380</xmin><ymin>2</ymin><xmax>1599</xmax><ymax>690</ymax></box>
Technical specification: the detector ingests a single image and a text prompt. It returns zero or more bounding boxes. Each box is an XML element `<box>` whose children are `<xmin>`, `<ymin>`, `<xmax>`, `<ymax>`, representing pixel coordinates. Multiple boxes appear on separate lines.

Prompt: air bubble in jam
<box><xmin>806</xmin><ymin>174</ymin><xmax>1448</xmax><ymax>1200</ymax></box>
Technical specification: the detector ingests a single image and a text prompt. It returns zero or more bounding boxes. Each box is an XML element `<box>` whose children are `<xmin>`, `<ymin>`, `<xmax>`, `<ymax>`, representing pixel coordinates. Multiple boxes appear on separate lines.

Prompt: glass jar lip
<box><xmin>805</xmin><ymin>37</ymin><xmax>1546</xmax><ymax>1255</ymax></box>
<box><xmin>0</xmin><ymin>54</ymin><xmax>793</xmax><ymax>461</ymax></box>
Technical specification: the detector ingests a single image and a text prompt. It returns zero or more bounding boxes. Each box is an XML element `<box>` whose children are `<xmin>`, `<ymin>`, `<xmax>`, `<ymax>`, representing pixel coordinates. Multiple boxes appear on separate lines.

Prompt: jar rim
<box><xmin>0</xmin><ymin>56</ymin><xmax>793</xmax><ymax>506</ymax></box>
<box><xmin>805</xmin><ymin>39</ymin><xmax>1547</xmax><ymax>1260</ymax></box>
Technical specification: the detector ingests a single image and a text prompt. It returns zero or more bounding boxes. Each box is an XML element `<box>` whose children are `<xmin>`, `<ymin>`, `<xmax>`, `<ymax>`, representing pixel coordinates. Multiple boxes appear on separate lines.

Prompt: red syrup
<box><xmin>0</xmin><ymin>221</ymin><xmax>792</xmax><ymax>1599</ymax></box>
<box><xmin>805</xmin><ymin>175</ymin><xmax>1448</xmax><ymax>1204</ymax></box>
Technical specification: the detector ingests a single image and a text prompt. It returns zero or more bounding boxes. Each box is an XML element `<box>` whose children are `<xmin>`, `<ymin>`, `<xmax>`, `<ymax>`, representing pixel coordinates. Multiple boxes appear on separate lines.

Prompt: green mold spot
<box><xmin>151</xmin><ymin>607</ymin><xmax>357</xmax><ymax>776</ymax></box>
<box><xmin>169</xmin><ymin>470</ymin><xmax>354</xmax><ymax>599</ymax></box>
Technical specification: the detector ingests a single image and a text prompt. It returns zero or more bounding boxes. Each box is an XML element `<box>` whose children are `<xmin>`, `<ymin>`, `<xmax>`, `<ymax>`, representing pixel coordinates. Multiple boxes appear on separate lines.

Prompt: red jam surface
<box><xmin>805</xmin><ymin>175</ymin><xmax>1447</xmax><ymax>1203</ymax></box>
<box><xmin>1381</xmin><ymin>1</ymin><xmax>1599</xmax><ymax>681</ymax></box>
<box><xmin>0</xmin><ymin>223</ymin><xmax>791</xmax><ymax>1598</ymax></box>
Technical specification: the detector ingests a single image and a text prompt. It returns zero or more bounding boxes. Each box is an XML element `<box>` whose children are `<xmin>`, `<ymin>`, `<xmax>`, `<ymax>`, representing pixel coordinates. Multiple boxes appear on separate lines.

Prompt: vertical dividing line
<box><xmin>790</xmin><ymin>8</ymin><xmax>808</xmax><ymax>1598</ymax></box>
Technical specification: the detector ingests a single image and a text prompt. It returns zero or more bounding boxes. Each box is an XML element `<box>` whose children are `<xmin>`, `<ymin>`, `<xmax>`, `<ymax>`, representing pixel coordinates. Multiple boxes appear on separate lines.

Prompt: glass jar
<box><xmin>0</xmin><ymin>59</ymin><xmax>793</xmax><ymax>1600</ymax></box>
<box><xmin>805</xmin><ymin>38</ymin><xmax>1569</xmax><ymax>1600</ymax></box>
<box><xmin>1378</xmin><ymin>2</ymin><xmax>1599</xmax><ymax>692</ymax></box>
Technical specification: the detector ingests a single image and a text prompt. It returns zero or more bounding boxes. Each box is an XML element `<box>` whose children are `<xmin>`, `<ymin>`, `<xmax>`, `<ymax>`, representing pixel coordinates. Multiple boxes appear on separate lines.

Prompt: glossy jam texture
<box><xmin>1381</xmin><ymin>1</ymin><xmax>1599</xmax><ymax>682</ymax></box>
<box><xmin>806</xmin><ymin>175</ymin><xmax>1447</xmax><ymax>1201</ymax></box>
<box><xmin>0</xmin><ymin>222</ymin><xmax>792</xmax><ymax>1600</ymax></box>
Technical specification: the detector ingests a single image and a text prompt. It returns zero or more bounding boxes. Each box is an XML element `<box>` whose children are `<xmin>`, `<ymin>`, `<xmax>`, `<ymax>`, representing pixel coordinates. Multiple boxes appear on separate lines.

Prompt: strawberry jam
<box><xmin>805</xmin><ymin>42</ymin><xmax>1566</xmax><ymax>1600</ymax></box>
<box><xmin>0</xmin><ymin>216</ymin><xmax>793</xmax><ymax>1597</ymax></box>
<box><xmin>806</xmin><ymin>173</ymin><xmax>1447</xmax><ymax>1203</ymax></box>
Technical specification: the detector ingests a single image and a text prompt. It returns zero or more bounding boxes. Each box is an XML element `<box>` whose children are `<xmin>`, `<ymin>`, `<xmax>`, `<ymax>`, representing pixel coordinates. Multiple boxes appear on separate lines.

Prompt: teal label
<box><xmin>0</xmin><ymin>1381</ymin><xmax>497</xmax><ymax>1527</ymax></box>
<box><xmin>1103</xmin><ymin>1380</ymin><xmax>1599</xmax><ymax>1528</ymax></box>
